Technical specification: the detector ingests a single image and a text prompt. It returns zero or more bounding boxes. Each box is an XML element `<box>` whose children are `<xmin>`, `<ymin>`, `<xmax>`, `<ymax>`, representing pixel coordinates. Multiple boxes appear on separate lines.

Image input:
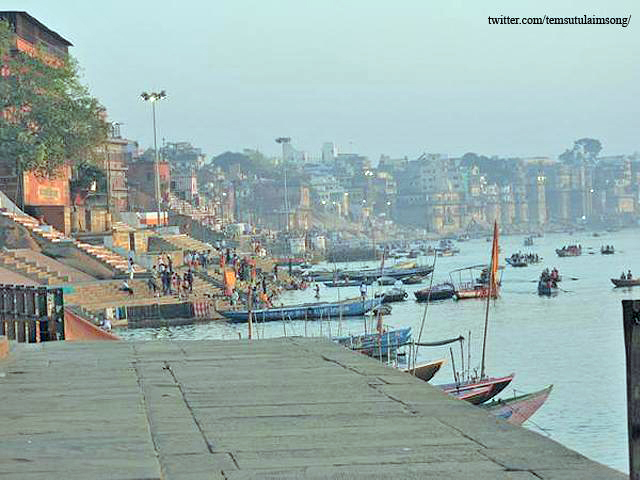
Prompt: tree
<box><xmin>0</xmin><ymin>20</ymin><xmax>108</xmax><ymax>176</ymax></box>
<box><xmin>559</xmin><ymin>138</ymin><xmax>602</xmax><ymax>165</ymax></box>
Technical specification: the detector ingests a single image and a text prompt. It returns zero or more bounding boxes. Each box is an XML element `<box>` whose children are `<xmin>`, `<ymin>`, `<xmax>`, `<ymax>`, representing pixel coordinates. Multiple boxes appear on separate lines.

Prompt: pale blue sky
<box><xmin>7</xmin><ymin>0</ymin><xmax>639</xmax><ymax>161</ymax></box>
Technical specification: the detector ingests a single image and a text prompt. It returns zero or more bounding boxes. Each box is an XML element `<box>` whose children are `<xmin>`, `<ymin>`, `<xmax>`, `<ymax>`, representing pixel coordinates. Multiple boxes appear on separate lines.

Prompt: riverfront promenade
<box><xmin>0</xmin><ymin>337</ymin><xmax>626</xmax><ymax>479</ymax></box>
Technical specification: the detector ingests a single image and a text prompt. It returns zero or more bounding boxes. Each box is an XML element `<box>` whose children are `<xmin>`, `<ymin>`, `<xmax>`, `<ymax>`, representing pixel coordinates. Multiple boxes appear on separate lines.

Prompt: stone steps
<box><xmin>0</xmin><ymin>211</ymin><xmax>145</xmax><ymax>276</ymax></box>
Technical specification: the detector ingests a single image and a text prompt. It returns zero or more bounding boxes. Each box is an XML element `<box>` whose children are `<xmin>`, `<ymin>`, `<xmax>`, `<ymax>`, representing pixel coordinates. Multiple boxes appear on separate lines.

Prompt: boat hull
<box><xmin>414</xmin><ymin>285</ymin><xmax>455</xmax><ymax>302</ymax></box>
<box><xmin>454</xmin><ymin>287</ymin><xmax>498</xmax><ymax>301</ymax></box>
<box><xmin>611</xmin><ymin>278</ymin><xmax>640</xmax><ymax>288</ymax></box>
<box><xmin>221</xmin><ymin>298</ymin><xmax>381</xmax><ymax>323</ymax></box>
<box><xmin>438</xmin><ymin>374</ymin><xmax>515</xmax><ymax>405</ymax></box>
<box><xmin>482</xmin><ymin>385</ymin><xmax>553</xmax><ymax>426</ymax></box>
<box><xmin>335</xmin><ymin>327</ymin><xmax>412</xmax><ymax>357</ymax></box>
<box><xmin>403</xmin><ymin>358</ymin><xmax>446</xmax><ymax>382</ymax></box>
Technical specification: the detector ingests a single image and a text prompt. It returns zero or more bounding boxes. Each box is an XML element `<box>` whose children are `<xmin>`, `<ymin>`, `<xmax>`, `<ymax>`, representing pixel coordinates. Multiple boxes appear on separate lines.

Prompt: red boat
<box><xmin>437</xmin><ymin>373</ymin><xmax>515</xmax><ymax>405</ymax></box>
<box><xmin>482</xmin><ymin>385</ymin><xmax>553</xmax><ymax>425</ymax></box>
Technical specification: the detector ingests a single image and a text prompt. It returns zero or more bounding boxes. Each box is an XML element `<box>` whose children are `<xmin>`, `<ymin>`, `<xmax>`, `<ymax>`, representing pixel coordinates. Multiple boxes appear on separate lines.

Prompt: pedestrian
<box><xmin>360</xmin><ymin>282</ymin><xmax>367</xmax><ymax>300</ymax></box>
<box><xmin>186</xmin><ymin>269</ymin><xmax>193</xmax><ymax>293</ymax></box>
<box><xmin>128</xmin><ymin>257</ymin><xmax>135</xmax><ymax>280</ymax></box>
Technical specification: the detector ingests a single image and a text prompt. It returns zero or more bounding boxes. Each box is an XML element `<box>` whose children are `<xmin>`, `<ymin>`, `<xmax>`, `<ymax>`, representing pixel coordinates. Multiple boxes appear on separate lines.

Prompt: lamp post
<box><xmin>221</xmin><ymin>191</ymin><xmax>227</xmax><ymax>231</ymax></box>
<box><xmin>141</xmin><ymin>90</ymin><xmax>167</xmax><ymax>227</ymax></box>
<box><xmin>275</xmin><ymin>137</ymin><xmax>291</xmax><ymax>232</ymax></box>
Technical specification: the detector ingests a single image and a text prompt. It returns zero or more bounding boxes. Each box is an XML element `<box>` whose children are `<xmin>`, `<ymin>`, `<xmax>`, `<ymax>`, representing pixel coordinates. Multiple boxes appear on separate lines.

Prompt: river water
<box><xmin>117</xmin><ymin>228</ymin><xmax>638</xmax><ymax>473</ymax></box>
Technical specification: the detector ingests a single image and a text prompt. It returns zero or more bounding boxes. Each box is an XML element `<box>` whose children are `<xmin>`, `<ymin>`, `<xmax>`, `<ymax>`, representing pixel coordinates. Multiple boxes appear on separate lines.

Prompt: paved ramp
<box><xmin>0</xmin><ymin>338</ymin><xmax>625</xmax><ymax>479</ymax></box>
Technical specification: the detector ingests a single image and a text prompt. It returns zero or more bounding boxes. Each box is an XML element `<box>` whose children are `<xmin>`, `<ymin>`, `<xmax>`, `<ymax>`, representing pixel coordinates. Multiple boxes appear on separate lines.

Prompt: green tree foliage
<box><xmin>460</xmin><ymin>152</ymin><xmax>516</xmax><ymax>185</ymax></box>
<box><xmin>559</xmin><ymin>138</ymin><xmax>602</xmax><ymax>165</ymax></box>
<box><xmin>0</xmin><ymin>20</ymin><xmax>108</xmax><ymax>175</ymax></box>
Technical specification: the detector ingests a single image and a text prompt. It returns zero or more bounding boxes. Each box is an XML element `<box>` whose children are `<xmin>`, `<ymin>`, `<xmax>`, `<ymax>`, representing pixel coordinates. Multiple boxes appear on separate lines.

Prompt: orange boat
<box><xmin>64</xmin><ymin>308</ymin><xmax>120</xmax><ymax>341</ymax></box>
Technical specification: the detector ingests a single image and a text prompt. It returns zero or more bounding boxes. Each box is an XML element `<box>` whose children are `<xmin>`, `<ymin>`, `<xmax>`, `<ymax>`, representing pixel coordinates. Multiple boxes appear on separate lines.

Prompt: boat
<box><xmin>438</xmin><ymin>374</ymin><xmax>515</xmax><ymax>405</ymax></box>
<box><xmin>524</xmin><ymin>236</ymin><xmax>534</xmax><ymax>247</ymax></box>
<box><xmin>323</xmin><ymin>280</ymin><xmax>361</xmax><ymax>288</ymax></box>
<box><xmin>556</xmin><ymin>245</ymin><xmax>582</xmax><ymax>257</ymax></box>
<box><xmin>505</xmin><ymin>256</ymin><xmax>528</xmax><ymax>268</ymax></box>
<box><xmin>322</xmin><ymin>264</ymin><xmax>434</xmax><ymax>283</ymax></box>
<box><xmin>537</xmin><ymin>280</ymin><xmax>557</xmax><ymax>296</ymax></box>
<box><xmin>450</xmin><ymin>262</ymin><xmax>501</xmax><ymax>301</ymax></box>
<box><xmin>402</xmin><ymin>275</ymin><xmax>426</xmax><ymax>285</ymax></box>
<box><xmin>375</xmin><ymin>287</ymin><xmax>408</xmax><ymax>303</ymax></box>
<box><xmin>414</xmin><ymin>283</ymin><xmax>455</xmax><ymax>301</ymax></box>
<box><xmin>221</xmin><ymin>297</ymin><xmax>381</xmax><ymax>323</ymax></box>
<box><xmin>482</xmin><ymin>385</ymin><xmax>553</xmax><ymax>426</ymax></box>
<box><xmin>601</xmin><ymin>246</ymin><xmax>615</xmax><ymax>255</ymax></box>
<box><xmin>334</xmin><ymin>327</ymin><xmax>412</xmax><ymax>357</ymax></box>
<box><xmin>402</xmin><ymin>358</ymin><xmax>447</xmax><ymax>382</ymax></box>
<box><xmin>611</xmin><ymin>278</ymin><xmax>640</xmax><ymax>288</ymax></box>
<box><xmin>375</xmin><ymin>276</ymin><xmax>398</xmax><ymax>286</ymax></box>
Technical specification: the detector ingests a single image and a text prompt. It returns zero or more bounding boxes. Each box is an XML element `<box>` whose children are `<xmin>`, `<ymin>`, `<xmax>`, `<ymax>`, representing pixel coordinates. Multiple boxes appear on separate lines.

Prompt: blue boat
<box><xmin>334</xmin><ymin>327</ymin><xmax>412</xmax><ymax>357</ymax></box>
<box><xmin>221</xmin><ymin>297</ymin><xmax>381</xmax><ymax>323</ymax></box>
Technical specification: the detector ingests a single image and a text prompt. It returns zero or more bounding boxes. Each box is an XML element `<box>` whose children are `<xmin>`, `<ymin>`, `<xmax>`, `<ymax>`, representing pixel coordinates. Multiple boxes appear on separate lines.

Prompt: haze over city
<box><xmin>7</xmin><ymin>0</ymin><xmax>639</xmax><ymax>160</ymax></box>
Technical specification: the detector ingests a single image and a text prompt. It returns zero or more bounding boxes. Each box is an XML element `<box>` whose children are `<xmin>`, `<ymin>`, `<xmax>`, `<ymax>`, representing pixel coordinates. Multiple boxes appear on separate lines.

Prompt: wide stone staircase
<box><xmin>0</xmin><ymin>250</ymin><xmax>73</xmax><ymax>285</ymax></box>
<box><xmin>0</xmin><ymin>211</ymin><xmax>145</xmax><ymax>277</ymax></box>
<box><xmin>158</xmin><ymin>233</ymin><xmax>213</xmax><ymax>253</ymax></box>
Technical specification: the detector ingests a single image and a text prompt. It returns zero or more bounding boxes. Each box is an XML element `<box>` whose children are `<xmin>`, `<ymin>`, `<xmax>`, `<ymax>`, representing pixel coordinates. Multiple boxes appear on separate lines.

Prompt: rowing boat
<box><xmin>221</xmin><ymin>297</ymin><xmax>381</xmax><ymax>323</ymax></box>
<box><xmin>438</xmin><ymin>373</ymin><xmax>515</xmax><ymax>405</ymax></box>
<box><xmin>402</xmin><ymin>358</ymin><xmax>446</xmax><ymax>382</ymax></box>
<box><xmin>482</xmin><ymin>385</ymin><xmax>553</xmax><ymax>426</ymax></box>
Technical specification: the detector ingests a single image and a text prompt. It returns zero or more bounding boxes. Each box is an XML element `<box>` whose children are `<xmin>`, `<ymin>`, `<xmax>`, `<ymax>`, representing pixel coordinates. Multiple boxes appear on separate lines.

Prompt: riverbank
<box><xmin>0</xmin><ymin>336</ymin><xmax>625</xmax><ymax>479</ymax></box>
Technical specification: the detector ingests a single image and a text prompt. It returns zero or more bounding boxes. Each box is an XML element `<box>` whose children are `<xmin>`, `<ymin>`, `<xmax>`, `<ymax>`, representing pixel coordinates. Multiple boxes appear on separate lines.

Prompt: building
<box><xmin>127</xmin><ymin>159</ymin><xmax>170</xmax><ymax>212</ymax></box>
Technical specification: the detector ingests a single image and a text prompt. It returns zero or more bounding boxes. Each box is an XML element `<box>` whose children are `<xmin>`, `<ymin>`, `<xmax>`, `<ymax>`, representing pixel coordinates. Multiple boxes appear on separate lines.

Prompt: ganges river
<box><xmin>117</xmin><ymin>228</ymin><xmax>638</xmax><ymax>474</ymax></box>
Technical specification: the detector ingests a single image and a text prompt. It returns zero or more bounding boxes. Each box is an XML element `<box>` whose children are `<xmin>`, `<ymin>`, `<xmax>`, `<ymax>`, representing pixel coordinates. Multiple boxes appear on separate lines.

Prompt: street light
<box><xmin>275</xmin><ymin>137</ymin><xmax>291</xmax><ymax>233</ymax></box>
<box><xmin>141</xmin><ymin>90</ymin><xmax>167</xmax><ymax>227</ymax></box>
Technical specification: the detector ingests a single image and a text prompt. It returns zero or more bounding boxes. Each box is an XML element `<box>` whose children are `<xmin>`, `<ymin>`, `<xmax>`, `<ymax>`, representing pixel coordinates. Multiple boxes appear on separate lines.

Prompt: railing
<box><xmin>0</xmin><ymin>284</ymin><xmax>64</xmax><ymax>342</ymax></box>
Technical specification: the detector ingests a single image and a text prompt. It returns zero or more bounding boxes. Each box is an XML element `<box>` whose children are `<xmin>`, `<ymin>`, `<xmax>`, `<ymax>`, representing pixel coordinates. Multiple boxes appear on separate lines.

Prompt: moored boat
<box><xmin>600</xmin><ymin>246</ymin><xmax>615</xmax><ymax>255</ymax></box>
<box><xmin>403</xmin><ymin>275</ymin><xmax>426</xmax><ymax>285</ymax></box>
<box><xmin>221</xmin><ymin>297</ymin><xmax>381</xmax><ymax>323</ymax></box>
<box><xmin>438</xmin><ymin>373</ymin><xmax>515</xmax><ymax>405</ymax></box>
<box><xmin>334</xmin><ymin>327</ymin><xmax>412</xmax><ymax>357</ymax></box>
<box><xmin>414</xmin><ymin>283</ymin><xmax>455</xmax><ymax>301</ymax></box>
<box><xmin>482</xmin><ymin>385</ymin><xmax>553</xmax><ymax>426</ymax></box>
<box><xmin>375</xmin><ymin>287</ymin><xmax>408</xmax><ymax>303</ymax></box>
<box><xmin>402</xmin><ymin>358</ymin><xmax>446</xmax><ymax>382</ymax></box>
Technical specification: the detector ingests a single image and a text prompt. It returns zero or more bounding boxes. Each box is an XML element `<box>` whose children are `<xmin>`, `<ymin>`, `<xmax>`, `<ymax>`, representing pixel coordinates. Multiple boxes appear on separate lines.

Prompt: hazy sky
<box><xmin>8</xmin><ymin>0</ymin><xmax>639</xmax><ymax>161</ymax></box>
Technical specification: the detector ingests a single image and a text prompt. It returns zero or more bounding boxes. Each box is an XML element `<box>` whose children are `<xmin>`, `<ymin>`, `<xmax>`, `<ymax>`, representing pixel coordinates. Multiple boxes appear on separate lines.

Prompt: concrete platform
<box><xmin>0</xmin><ymin>338</ymin><xmax>626</xmax><ymax>479</ymax></box>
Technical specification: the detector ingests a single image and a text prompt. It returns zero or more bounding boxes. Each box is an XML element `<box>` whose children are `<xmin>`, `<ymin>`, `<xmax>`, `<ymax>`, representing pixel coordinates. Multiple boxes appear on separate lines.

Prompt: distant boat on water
<box><xmin>611</xmin><ymin>277</ymin><xmax>640</xmax><ymax>288</ymax></box>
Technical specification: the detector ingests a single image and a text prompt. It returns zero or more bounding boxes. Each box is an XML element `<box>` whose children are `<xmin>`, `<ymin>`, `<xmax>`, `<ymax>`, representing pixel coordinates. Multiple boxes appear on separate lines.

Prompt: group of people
<box><xmin>184</xmin><ymin>250</ymin><xmax>213</xmax><ymax>270</ymax></box>
<box><xmin>509</xmin><ymin>252</ymin><xmax>540</xmax><ymax>265</ymax></box>
<box><xmin>620</xmin><ymin>270</ymin><xmax>634</xmax><ymax>280</ymax></box>
<box><xmin>540</xmin><ymin>268</ymin><xmax>560</xmax><ymax>288</ymax></box>
<box><xmin>144</xmin><ymin>253</ymin><xmax>194</xmax><ymax>299</ymax></box>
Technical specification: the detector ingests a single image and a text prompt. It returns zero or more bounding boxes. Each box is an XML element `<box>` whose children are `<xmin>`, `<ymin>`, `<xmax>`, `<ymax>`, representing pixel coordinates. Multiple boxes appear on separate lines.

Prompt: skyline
<box><xmin>6</xmin><ymin>0</ymin><xmax>638</xmax><ymax>160</ymax></box>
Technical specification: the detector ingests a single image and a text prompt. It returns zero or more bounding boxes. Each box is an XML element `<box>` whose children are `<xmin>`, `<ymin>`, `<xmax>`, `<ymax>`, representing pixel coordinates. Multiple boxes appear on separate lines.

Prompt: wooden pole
<box><xmin>247</xmin><ymin>285</ymin><xmax>253</xmax><ymax>340</ymax></box>
<box><xmin>623</xmin><ymin>299</ymin><xmax>640</xmax><ymax>479</ymax></box>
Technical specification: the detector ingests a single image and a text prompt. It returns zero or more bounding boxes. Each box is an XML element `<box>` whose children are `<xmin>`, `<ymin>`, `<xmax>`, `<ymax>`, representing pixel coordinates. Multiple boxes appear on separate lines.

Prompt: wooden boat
<box><xmin>323</xmin><ymin>280</ymin><xmax>360</xmax><ymax>288</ymax></box>
<box><xmin>333</xmin><ymin>264</ymin><xmax>433</xmax><ymax>283</ymax></box>
<box><xmin>454</xmin><ymin>285</ymin><xmax>498</xmax><ymax>300</ymax></box>
<box><xmin>334</xmin><ymin>327</ymin><xmax>412</xmax><ymax>357</ymax></box>
<box><xmin>402</xmin><ymin>358</ymin><xmax>446</xmax><ymax>382</ymax></box>
<box><xmin>64</xmin><ymin>308</ymin><xmax>120</xmax><ymax>341</ymax></box>
<box><xmin>482</xmin><ymin>385</ymin><xmax>553</xmax><ymax>426</ymax></box>
<box><xmin>375</xmin><ymin>288</ymin><xmax>408</xmax><ymax>303</ymax></box>
<box><xmin>556</xmin><ymin>245</ymin><xmax>582</xmax><ymax>257</ymax></box>
<box><xmin>537</xmin><ymin>281</ymin><xmax>557</xmax><ymax>296</ymax></box>
<box><xmin>506</xmin><ymin>257</ymin><xmax>528</xmax><ymax>268</ymax></box>
<box><xmin>611</xmin><ymin>278</ymin><xmax>640</xmax><ymax>288</ymax></box>
<box><xmin>600</xmin><ymin>246</ymin><xmax>615</xmax><ymax>255</ymax></box>
<box><xmin>414</xmin><ymin>283</ymin><xmax>455</xmax><ymax>302</ymax></box>
<box><xmin>524</xmin><ymin>236</ymin><xmax>534</xmax><ymax>246</ymax></box>
<box><xmin>221</xmin><ymin>297</ymin><xmax>381</xmax><ymax>323</ymax></box>
<box><xmin>438</xmin><ymin>374</ymin><xmax>515</xmax><ymax>405</ymax></box>
<box><xmin>402</xmin><ymin>275</ymin><xmax>425</xmax><ymax>285</ymax></box>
